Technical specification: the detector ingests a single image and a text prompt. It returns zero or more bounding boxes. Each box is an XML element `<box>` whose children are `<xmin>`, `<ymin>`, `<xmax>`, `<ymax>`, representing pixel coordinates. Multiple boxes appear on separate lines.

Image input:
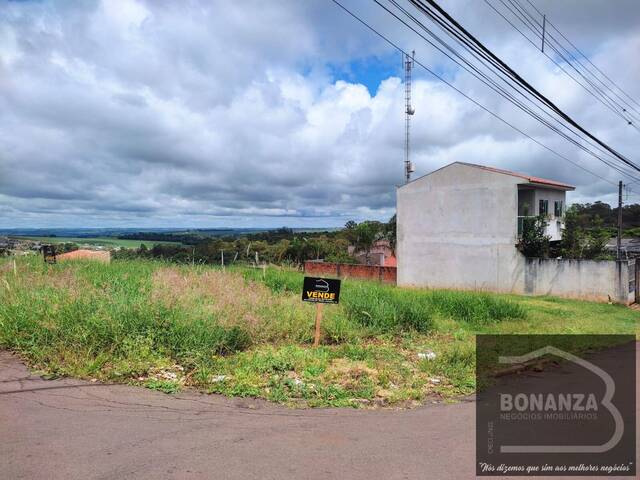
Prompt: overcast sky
<box><xmin>1</xmin><ymin>0</ymin><xmax>639</xmax><ymax>228</ymax></box>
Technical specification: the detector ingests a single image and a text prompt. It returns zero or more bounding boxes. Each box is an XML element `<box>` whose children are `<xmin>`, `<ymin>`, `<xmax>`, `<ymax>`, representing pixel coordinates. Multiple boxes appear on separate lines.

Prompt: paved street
<box><xmin>1</xmin><ymin>344</ymin><xmax>637</xmax><ymax>480</ymax></box>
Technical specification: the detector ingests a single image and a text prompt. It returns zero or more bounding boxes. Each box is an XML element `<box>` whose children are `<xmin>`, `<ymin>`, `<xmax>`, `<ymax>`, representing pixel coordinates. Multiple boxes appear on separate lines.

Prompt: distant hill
<box><xmin>0</xmin><ymin>227</ymin><xmax>339</xmax><ymax>238</ymax></box>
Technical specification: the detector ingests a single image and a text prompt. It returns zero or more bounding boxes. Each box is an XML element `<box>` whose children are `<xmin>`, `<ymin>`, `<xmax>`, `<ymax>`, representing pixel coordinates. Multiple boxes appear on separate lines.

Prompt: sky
<box><xmin>1</xmin><ymin>0</ymin><xmax>639</xmax><ymax>229</ymax></box>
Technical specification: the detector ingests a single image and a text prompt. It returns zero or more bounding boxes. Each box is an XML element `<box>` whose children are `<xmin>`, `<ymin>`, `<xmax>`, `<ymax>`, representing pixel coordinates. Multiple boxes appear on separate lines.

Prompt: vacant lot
<box><xmin>0</xmin><ymin>257</ymin><xmax>637</xmax><ymax>407</ymax></box>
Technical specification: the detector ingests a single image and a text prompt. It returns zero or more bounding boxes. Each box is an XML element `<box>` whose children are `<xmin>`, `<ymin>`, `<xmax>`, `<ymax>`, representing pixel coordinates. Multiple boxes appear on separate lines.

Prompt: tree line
<box><xmin>113</xmin><ymin>217</ymin><xmax>396</xmax><ymax>266</ymax></box>
<box><xmin>570</xmin><ymin>201</ymin><xmax>640</xmax><ymax>235</ymax></box>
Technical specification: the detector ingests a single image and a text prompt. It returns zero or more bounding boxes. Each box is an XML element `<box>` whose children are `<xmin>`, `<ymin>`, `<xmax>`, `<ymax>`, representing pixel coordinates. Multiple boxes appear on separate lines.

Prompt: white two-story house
<box><xmin>397</xmin><ymin>162</ymin><xmax>574</xmax><ymax>292</ymax></box>
<box><xmin>517</xmin><ymin>176</ymin><xmax>573</xmax><ymax>241</ymax></box>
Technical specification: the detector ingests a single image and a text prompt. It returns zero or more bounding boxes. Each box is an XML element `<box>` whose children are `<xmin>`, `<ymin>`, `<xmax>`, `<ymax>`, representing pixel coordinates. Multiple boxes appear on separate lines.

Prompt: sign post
<box><xmin>313</xmin><ymin>303</ymin><xmax>324</xmax><ymax>347</ymax></box>
<box><xmin>302</xmin><ymin>276</ymin><xmax>341</xmax><ymax>347</ymax></box>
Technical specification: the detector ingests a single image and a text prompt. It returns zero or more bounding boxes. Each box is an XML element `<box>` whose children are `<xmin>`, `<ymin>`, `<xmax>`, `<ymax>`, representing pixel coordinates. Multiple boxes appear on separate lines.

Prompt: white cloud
<box><xmin>0</xmin><ymin>0</ymin><xmax>639</xmax><ymax>228</ymax></box>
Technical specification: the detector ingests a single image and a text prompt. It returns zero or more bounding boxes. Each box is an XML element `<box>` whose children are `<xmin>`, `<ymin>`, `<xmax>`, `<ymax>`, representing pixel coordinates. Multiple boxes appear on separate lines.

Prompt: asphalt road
<box><xmin>1</xmin><ymin>344</ymin><xmax>637</xmax><ymax>480</ymax></box>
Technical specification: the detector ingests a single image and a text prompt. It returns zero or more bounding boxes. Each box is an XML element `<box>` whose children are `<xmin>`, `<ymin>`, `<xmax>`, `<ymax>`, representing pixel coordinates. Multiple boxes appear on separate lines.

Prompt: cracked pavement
<box><xmin>1</xmin><ymin>346</ymin><xmax>637</xmax><ymax>480</ymax></box>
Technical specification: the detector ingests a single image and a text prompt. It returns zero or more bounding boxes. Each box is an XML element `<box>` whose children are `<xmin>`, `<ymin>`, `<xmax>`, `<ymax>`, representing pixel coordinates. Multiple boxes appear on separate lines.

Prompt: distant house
<box><xmin>606</xmin><ymin>237</ymin><xmax>640</xmax><ymax>259</ymax></box>
<box><xmin>57</xmin><ymin>249</ymin><xmax>111</xmax><ymax>263</ymax></box>
<box><xmin>348</xmin><ymin>239</ymin><xmax>397</xmax><ymax>267</ymax></box>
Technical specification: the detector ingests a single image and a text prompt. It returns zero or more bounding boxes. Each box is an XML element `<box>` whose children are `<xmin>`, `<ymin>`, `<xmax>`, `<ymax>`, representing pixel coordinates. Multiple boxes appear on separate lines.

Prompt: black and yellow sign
<box><xmin>302</xmin><ymin>276</ymin><xmax>341</xmax><ymax>304</ymax></box>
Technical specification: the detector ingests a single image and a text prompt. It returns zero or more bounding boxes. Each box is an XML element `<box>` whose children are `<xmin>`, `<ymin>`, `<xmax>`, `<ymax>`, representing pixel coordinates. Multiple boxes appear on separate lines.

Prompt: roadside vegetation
<box><xmin>0</xmin><ymin>257</ymin><xmax>637</xmax><ymax>408</ymax></box>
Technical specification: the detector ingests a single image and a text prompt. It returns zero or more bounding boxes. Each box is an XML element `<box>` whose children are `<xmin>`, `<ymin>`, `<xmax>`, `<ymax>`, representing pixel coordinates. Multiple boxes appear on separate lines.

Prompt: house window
<box><xmin>539</xmin><ymin>199</ymin><xmax>548</xmax><ymax>216</ymax></box>
<box><xmin>554</xmin><ymin>200</ymin><xmax>563</xmax><ymax>217</ymax></box>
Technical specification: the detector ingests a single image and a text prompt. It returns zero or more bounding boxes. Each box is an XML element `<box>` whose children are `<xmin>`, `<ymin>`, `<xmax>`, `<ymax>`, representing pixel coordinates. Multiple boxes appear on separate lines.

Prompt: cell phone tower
<box><xmin>404</xmin><ymin>50</ymin><xmax>416</xmax><ymax>184</ymax></box>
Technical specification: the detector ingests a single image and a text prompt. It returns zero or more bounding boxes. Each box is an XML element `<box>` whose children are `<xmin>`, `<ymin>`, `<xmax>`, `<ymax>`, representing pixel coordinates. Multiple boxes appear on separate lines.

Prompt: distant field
<box><xmin>12</xmin><ymin>236</ymin><xmax>181</xmax><ymax>248</ymax></box>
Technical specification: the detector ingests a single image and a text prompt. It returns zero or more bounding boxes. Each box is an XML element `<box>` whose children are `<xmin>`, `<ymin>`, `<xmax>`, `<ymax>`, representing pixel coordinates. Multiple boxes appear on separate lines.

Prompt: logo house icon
<box><xmin>498</xmin><ymin>346</ymin><xmax>624</xmax><ymax>454</ymax></box>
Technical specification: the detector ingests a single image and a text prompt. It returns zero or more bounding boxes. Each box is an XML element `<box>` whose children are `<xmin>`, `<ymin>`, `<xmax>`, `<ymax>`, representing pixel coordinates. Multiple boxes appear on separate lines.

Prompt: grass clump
<box><xmin>0</xmin><ymin>259</ymin><xmax>252</xmax><ymax>375</ymax></box>
<box><xmin>427</xmin><ymin>290</ymin><xmax>526</xmax><ymax>327</ymax></box>
<box><xmin>244</xmin><ymin>267</ymin><xmax>526</xmax><ymax>331</ymax></box>
<box><xmin>342</xmin><ymin>282</ymin><xmax>434</xmax><ymax>333</ymax></box>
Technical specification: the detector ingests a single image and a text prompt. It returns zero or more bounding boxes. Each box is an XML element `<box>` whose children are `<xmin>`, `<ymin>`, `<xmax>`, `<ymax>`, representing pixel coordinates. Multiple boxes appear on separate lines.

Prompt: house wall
<box><xmin>534</xmin><ymin>188</ymin><xmax>566</xmax><ymax>241</ymax></box>
<box><xmin>533</xmin><ymin>188</ymin><xmax>565</xmax><ymax>216</ymax></box>
<box><xmin>351</xmin><ymin>240</ymin><xmax>395</xmax><ymax>266</ymax></box>
<box><xmin>397</xmin><ymin>163</ymin><xmax>525</xmax><ymax>292</ymax></box>
<box><xmin>524</xmin><ymin>258</ymin><xmax>631</xmax><ymax>304</ymax></box>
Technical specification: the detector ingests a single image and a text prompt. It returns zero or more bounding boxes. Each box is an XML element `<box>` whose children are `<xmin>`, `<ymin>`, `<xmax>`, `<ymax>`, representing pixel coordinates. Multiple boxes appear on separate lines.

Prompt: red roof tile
<box><xmin>456</xmin><ymin>162</ymin><xmax>575</xmax><ymax>190</ymax></box>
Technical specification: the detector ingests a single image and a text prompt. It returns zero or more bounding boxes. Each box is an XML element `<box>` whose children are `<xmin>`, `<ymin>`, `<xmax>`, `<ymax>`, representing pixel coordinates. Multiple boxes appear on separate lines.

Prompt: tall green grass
<box><xmin>243</xmin><ymin>266</ymin><xmax>527</xmax><ymax>333</ymax></box>
<box><xmin>0</xmin><ymin>258</ymin><xmax>636</xmax><ymax>407</ymax></box>
<box><xmin>240</xmin><ymin>266</ymin><xmax>300</xmax><ymax>294</ymax></box>
<box><xmin>0</xmin><ymin>260</ymin><xmax>526</xmax><ymax>373</ymax></box>
<box><xmin>341</xmin><ymin>282</ymin><xmax>434</xmax><ymax>332</ymax></box>
<box><xmin>0</xmin><ymin>259</ymin><xmax>250</xmax><ymax>374</ymax></box>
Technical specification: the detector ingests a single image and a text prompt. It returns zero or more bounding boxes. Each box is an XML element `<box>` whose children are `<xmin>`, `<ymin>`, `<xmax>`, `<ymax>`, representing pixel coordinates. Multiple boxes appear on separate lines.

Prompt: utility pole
<box><xmin>617</xmin><ymin>180</ymin><xmax>623</xmax><ymax>260</ymax></box>
<box><xmin>404</xmin><ymin>50</ymin><xmax>416</xmax><ymax>183</ymax></box>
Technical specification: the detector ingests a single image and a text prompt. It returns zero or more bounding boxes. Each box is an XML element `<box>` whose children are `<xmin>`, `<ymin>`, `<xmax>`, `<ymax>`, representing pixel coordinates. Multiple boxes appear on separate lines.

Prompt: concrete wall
<box><xmin>304</xmin><ymin>261</ymin><xmax>396</xmax><ymax>284</ymax></box>
<box><xmin>524</xmin><ymin>258</ymin><xmax>631</xmax><ymax>304</ymax></box>
<box><xmin>397</xmin><ymin>162</ymin><xmax>524</xmax><ymax>292</ymax></box>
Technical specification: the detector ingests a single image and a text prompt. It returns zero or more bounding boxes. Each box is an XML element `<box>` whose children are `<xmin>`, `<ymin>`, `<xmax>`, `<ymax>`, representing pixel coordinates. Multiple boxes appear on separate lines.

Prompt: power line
<box><xmin>408</xmin><ymin>0</ymin><xmax>640</xmax><ymax>174</ymax></box>
<box><xmin>393</xmin><ymin>0</ymin><xmax>640</xmax><ymax>179</ymax></box>
<box><xmin>329</xmin><ymin>0</ymin><xmax>618</xmax><ymax>186</ymax></box>
<box><xmin>524</xmin><ymin>0</ymin><xmax>640</xmax><ymax>113</ymax></box>
<box><xmin>519</xmin><ymin>0</ymin><xmax>640</xmax><ymax>122</ymax></box>
<box><xmin>378</xmin><ymin>0</ymin><xmax>640</xmax><ymax>181</ymax></box>
<box><xmin>489</xmin><ymin>0</ymin><xmax>640</xmax><ymax>125</ymax></box>
<box><xmin>494</xmin><ymin>0</ymin><xmax>640</xmax><ymax>128</ymax></box>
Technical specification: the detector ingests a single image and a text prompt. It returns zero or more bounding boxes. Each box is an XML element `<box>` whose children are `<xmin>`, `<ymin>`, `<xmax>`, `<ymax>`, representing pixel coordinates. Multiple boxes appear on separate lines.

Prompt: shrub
<box><xmin>518</xmin><ymin>215</ymin><xmax>550</xmax><ymax>258</ymax></box>
<box><xmin>342</xmin><ymin>283</ymin><xmax>434</xmax><ymax>333</ymax></box>
<box><xmin>241</xmin><ymin>267</ymin><xmax>302</xmax><ymax>294</ymax></box>
<box><xmin>427</xmin><ymin>290</ymin><xmax>526</xmax><ymax>327</ymax></box>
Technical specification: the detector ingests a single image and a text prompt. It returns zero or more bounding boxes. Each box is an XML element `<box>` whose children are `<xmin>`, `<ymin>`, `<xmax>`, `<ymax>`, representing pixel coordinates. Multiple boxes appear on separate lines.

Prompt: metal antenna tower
<box><xmin>404</xmin><ymin>50</ymin><xmax>415</xmax><ymax>183</ymax></box>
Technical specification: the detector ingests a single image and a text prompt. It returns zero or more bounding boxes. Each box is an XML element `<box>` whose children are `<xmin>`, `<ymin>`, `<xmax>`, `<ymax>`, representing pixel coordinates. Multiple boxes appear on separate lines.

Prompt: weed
<box><xmin>0</xmin><ymin>257</ymin><xmax>636</xmax><ymax>408</ymax></box>
<box><xmin>145</xmin><ymin>378</ymin><xmax>181</xmax><ymax>394</ymax></box>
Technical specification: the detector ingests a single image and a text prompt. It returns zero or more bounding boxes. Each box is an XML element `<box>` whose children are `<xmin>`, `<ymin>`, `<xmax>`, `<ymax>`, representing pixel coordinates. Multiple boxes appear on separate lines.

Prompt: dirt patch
<box><xmin>57</xmin><ymin>250</ymin><xmax>110</xmax><ymax>263</ymax></box>
<box><xmin>151</xmin><ymin>268</ymin><xmax>279</xmax><ymax>328</ymax></box>
<box><xmin>322</xmin><ymin>358</ymin><xmax>379</xmax><ymax>391</ymax></box>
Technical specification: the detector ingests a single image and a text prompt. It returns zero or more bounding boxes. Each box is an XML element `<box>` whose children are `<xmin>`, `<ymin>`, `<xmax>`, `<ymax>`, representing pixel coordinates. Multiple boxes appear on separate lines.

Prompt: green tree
<box><xmin>518</xmin><ymin>215</ymin><xmax>550</xmax><ymax>258</ymax></box>
<box><xmin>353</xmin><ymin>221</ymin><xmax>383</xmax><ymax>264</ymax></box>
<box><xmin>561</xmin><ymin>208</ymin><xmax>612</xmax><ymax>259</ymax></box>
<box><xmin>560</xmin><ymin>207</ymin><xmax>584</xmax><ymax>258</ymax></box>
<box><xmin>384</xmin><ymin>214</ymin><xmax>397</xmax><ymax>255</ymax></box>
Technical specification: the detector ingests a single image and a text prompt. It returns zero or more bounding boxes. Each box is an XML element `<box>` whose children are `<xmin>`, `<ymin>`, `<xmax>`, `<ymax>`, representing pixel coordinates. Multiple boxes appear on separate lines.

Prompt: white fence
<box><xmin>523</xmin><ymin>258</ymin><xmax>633</xmax><ymax>304</ymax></box>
